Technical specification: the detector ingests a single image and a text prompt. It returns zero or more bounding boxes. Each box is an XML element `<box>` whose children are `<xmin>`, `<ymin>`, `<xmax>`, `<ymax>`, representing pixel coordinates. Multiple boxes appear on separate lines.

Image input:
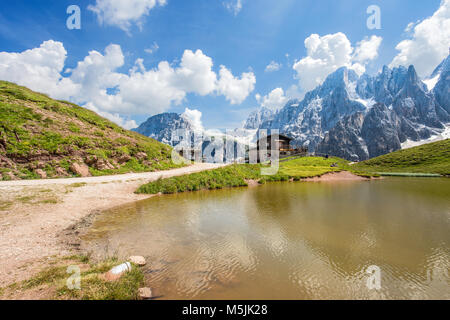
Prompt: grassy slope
<box><xmin>136</xmin><ymin>156</ymin><xmax>361</xmax><ymax>195</ymax></box>
<box><xmin>353</xmin><ymin>139</ymin><xmax>450</xmax><ymax>175</ymax></box>
<box><xmin>0</xmin><ymin>81</ymin><xmax>182</xmax><ymax>180</ymax></box>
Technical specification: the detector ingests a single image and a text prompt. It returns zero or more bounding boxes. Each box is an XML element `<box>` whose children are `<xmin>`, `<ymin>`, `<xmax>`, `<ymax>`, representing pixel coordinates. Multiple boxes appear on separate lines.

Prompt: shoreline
<box><xmin>0</xmin><ymin>163</ymin><xmax>225</xmax><ymax>289</ymax></box>
<box><xmin>0</xmin><ymin>169</ymin><xmax>372</xmax><ymax>297</ymax></box>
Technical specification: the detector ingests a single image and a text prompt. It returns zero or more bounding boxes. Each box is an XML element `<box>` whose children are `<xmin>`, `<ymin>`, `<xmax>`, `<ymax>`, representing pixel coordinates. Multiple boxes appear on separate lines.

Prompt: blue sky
<box><xmin>0</xmin><ymin>0</ymin><xmax>447</xmax><ymax>129</ymax></box>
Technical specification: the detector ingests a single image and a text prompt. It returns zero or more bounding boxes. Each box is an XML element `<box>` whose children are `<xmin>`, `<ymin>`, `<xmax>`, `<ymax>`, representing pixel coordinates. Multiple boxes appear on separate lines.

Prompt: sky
<box><xmin>0</xmin><ymin>0</ymin><xmax>448</xmax><ymax>130</ymax></box>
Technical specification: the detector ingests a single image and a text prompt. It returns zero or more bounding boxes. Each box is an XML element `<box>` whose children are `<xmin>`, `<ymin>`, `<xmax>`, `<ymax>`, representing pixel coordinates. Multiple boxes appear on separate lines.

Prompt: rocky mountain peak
<box><xmin>253</xmin><ymin>58</ymin><xmax>449</xmax><ymax>161</ymax></box>
<box><xmin>133</xmin><ymin>113</ymin><xmax>193</xmax><ymax>146</ymax></box>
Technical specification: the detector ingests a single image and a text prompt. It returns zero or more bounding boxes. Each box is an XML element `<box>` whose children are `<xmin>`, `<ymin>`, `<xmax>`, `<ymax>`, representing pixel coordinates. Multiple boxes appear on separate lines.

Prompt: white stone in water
<box><xmin>129</xmin><ymin>256</ymin><xmax>147</xmax><ymax>266</ymax></box>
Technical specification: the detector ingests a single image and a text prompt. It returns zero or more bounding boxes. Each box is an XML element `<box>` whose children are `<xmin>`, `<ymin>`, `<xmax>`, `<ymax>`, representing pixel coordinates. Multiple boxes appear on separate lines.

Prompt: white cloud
<box><xmin>256</xmin><ymin>88</ymin><xmax>287</xmax><ymax>111</ymax></box>
<box><xmin>67</xmin><ymin>44</ymin><xmax>127</xmax><ymax>113</ymax></box>
<box><xmin>175</xmin><ymin>49</ymin><xmax>218</xmax><ymax>95</ymax></box>
<box><xmin>293</xmin><ymin>32</ymin><xmax>382</xmax><ymax>92</ymax></box>
<box><xmin>0</xmin><ymin>41</ymin><xmax>255</xmax><ymax>128</ymax></box>
<box><xmin>353</xmin><ymin>36</ymin><xmax>383</xmax><ymax>63</ymax></box>
<box><xmin>144</xmin><ymin>42</ymin><xmax>159</xmax><ymax>54</ymax></box>
<box><xmin>181</xmin><ymin>108</ymin><xmax>204</xmax><ymax>132</ymax></box>
<box><xmin>0</xmin><ymin>40</ymin><xmax>79</xmax><ymax>100</ymax></box>
<box><xmin>265</xmin><ymin>61</ymin><xmax>282</xmax><ymax>72</ymax></box>
<box><xmin>88</xmin><ymin>0</ymin><xmax>167</xmax><ymax>32</ymax></box>
<box><xmin>224</xmin><ymin>0</ymin><xmax>243</xmax><ymax>16</ymax></box>
<box><xmin>390</xmin><ymin>0</ymin><xmax>450</xmax><ymax>77</ymax></box>
<box><xmin>217</xmin><ymin>66</ymin><xmax>256</xmax><ymax>104</ymax></box>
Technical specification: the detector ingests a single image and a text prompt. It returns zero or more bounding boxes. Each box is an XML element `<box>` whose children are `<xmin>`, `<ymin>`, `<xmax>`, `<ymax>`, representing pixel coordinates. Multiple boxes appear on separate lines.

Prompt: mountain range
<box><xmin>134</xmin><ymin>55</ymin><xmax>450</xmax><ymax>161</ymax></box>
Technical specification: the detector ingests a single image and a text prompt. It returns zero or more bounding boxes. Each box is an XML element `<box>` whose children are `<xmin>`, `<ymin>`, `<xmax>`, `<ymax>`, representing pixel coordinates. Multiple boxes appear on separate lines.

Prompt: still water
<box><xmin>82</xmin><ymin>178</ymin><xmax>450</xmax><ymax>299</ymax></box>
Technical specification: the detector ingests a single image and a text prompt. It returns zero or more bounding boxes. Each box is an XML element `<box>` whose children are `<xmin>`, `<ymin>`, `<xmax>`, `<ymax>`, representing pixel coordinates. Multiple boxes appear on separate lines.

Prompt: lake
<box><xmin>82</xmin><ymin>178</ymin><xmax>450</xmax><ymax>299</ymax></box>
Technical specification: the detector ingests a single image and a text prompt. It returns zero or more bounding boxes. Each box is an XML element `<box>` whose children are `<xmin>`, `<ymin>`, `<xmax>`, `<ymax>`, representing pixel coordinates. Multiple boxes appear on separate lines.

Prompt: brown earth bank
<box><xmin>303</xmin><ymin>171</ymin><xmax>374</xmax><ymax>182</ymax></box>
<box><xmin>0</xmin><ymin>168</ymin><xmax>372</xmax><ymax>299</ymax></box>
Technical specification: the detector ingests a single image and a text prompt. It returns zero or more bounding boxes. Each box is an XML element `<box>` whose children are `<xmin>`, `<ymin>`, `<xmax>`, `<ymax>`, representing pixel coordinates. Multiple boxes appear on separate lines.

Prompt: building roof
<box><xmin>257</xmin><ymin>134</ymin><xmax>293</xmax><ymax>143</ymax></box>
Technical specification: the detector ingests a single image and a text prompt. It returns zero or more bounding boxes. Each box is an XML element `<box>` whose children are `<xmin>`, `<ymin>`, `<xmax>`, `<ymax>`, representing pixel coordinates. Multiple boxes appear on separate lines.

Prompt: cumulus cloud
<box><xmin>0</xmin><ymin>40</ymin><xmax>79</xmax><ymax>100</ymax></box>
<box><xmin>224</xmin><ymin>0</ymin><xmax>243</xmax><ymax>16</ymax></box>
<box><xmin>293</xmin><ymin>32</ymin><xmax>382</xmax><ymax>92</ymax></box>
<box><xmin>217</xmin><ymin>66</ymin><xmax>256</xmax><ymax>104</ymax></box>
<box><xmin>353</xmin><ymin>36</ymin><xmax>383</xmax><ymax>63</ymax></box>
<box><xmin>390</xmin><ymin>0</ymin><xmax>450</xmax><ymax>77</ymax></box>
<box><xmin>88</xmin><ymin>0</ymin><xmax>167</xmax><ymax>32</ymax></box>
<box><xmin>255</xmin><ymin>88</ymin><xmax>287</xmax><ymax>111</ymax></box>
<box><xmin>265</xmin><ymin>61</ymin><xmax>282</xmax><ymax>72</ymax></box>
<box><xmin>0</xmin><ymin>41</ymin><xmax>255</xmax><ymax>128</ymax></box>
<box><xmin>175</xmin><ymin>49</ymin><xmax>218</xmax><ymax>95</ymax></box>
<box><xmin>67</xmin><ymin>44</ymin><xmax>127</xmax><ymax>113</ymax></box>
<box><xmin>181</xmin><ymin>108</ymin><xmax>204</xmax><ymax>132</ymax></box>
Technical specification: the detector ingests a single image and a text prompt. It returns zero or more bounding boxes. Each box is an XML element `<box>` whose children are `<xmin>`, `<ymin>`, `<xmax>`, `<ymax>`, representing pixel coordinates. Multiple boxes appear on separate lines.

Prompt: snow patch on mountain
<box><xmin>424</xmin><ymin>74</ymin><xmax>440</xmax><ymax>91</ymax></box>
<box><xmin>401</xmin><ymin>124</ymin><xmax>450</xmax><ymax>149</ymax></box>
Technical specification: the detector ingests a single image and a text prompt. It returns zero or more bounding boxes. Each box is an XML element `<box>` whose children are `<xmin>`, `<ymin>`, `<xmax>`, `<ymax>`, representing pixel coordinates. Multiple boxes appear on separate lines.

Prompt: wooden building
<box><xmin>246</xmin><ymin>134</ymin><xmax>309</xmax><ymax>163</ymax></box>
<box><xmin>257</xmin><ymin>134</ymin><xmax>293</xmax><ymax>154</ymax></box>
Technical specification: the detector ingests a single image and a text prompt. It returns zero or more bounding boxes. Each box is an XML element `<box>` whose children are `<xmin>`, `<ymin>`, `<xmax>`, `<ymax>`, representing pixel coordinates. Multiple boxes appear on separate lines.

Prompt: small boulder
<box><xmin>138</xmin><ymin>287</ymin><xmax>153</xmax><ymax>300</ymax></box>
<box><xmin>29</xmin><ymin>161</ymin><xmax>46</xmax><ymax>170</ymax></box>
<box><xmin>118</xmin><ymin>154</ymin><xmax>132</xmax><ymax>164</ymax></box>
<box><xmin>142</xmin><ymin>160</ymin><xmax>153</xmax><ymax>167</ymax></box>
<box><xmin>135</xmin><ymin>152</ymin><xmax>148</xmax><ymax>161</ymax></box>
<box><xmin>85</xmin><ymin>155</ymin><xmax>98</xmax><ymax>166</ymax></box>
<box><xmin>55</xmin><ymin>167</ymin><xmax>69</xmax><ymax>176</ymax></box>
<box><xmin>36</xmin><ymin>161</ymin><xmax>46</xmax><ymax>169</ymax></box>
<box><xmin>94</xmin><ymin>159</ymin><xmax>115</xmax><ymax>171</ymax></box>
<box><xmin>35</xmin><ymin>169</ymin><xmax>47</xmax><ymax>179</ymax></box>
<box><xmin>70</xmin><ymin>163</ymin><xmax>91</xmax><ymax>177</ymax></box>
<box><xmin>129</xmin><ymin>256</ymin><xmax>147</xmax><ymax>266</ymax></box>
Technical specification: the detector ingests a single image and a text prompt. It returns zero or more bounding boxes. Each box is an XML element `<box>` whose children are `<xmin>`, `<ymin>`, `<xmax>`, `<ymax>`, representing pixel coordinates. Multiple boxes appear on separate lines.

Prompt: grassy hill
<box><xmin>0</xmin><ymin>81</ymin><xmax>183</xmax><ymax>180</ymax></box>
<box><xmin>353</xmin><ymin>139</ymin><xmax>450</xmax><ymax>176</ymax></box>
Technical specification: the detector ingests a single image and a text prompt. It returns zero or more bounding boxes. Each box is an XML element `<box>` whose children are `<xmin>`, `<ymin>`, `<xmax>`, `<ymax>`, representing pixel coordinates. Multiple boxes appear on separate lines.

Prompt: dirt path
<box><xmin>0</xmin><ymin>163</ymin><xmax>225</xmax><ymax>287</ymax></box>
<box><xmin>0</xmin><ymin>163</ymin><xmax>225</xmax><ymax>187</ymax></box>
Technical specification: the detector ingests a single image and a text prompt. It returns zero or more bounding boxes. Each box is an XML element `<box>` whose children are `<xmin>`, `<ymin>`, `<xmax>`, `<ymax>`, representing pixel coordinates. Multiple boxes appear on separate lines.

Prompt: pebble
<box><xmin>129</xmin><ymin>256</ymin><xmax>146</xmax><ymax>266</ymax></box>
<box><xmin>138</xmin><ymin>287</ymin><xmax>153</xmax><ymax>300</ymax></box>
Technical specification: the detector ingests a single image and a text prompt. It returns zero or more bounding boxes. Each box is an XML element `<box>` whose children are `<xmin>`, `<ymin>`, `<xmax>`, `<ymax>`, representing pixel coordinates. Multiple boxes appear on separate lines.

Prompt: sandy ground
<box><xmin>0</xmin><ymin>163</ymin><xmax>225</xmax><ymax>288</ymax></box>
